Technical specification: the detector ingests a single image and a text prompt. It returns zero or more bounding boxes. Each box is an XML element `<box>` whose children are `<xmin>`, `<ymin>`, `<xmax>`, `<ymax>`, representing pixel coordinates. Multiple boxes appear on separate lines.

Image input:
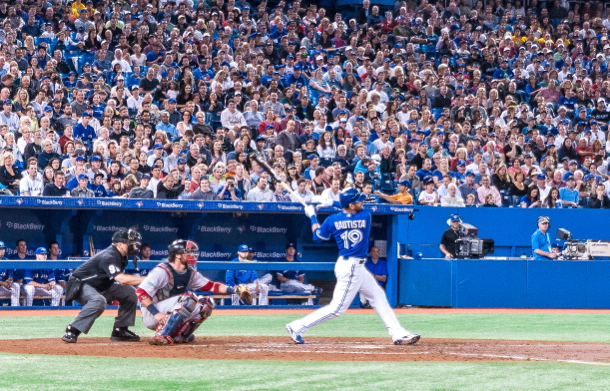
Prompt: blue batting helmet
<box><xmin>339</xmin><ymin>188</ymin><xmax>366</xmax><ymax>208</ymax></box>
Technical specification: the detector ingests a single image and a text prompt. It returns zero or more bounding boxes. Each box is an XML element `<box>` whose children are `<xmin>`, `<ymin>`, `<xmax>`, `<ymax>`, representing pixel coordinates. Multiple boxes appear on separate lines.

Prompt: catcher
<box><xmin>136</xmin><ymin>239</ymin><xmax>252</xmax><ymax>345</ymax></box>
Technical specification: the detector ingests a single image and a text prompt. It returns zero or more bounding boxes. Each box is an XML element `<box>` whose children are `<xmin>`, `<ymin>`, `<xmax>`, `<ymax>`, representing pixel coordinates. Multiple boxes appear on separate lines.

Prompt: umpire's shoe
<box><xmin>110</xmin><ymin>327</ymin><xmax>141</xmax><ymax>342</ymax></box>
<box><xmin>62</xmin><ymin>324</ymin><xmax>81</xmax><ymax>343</ymax></box>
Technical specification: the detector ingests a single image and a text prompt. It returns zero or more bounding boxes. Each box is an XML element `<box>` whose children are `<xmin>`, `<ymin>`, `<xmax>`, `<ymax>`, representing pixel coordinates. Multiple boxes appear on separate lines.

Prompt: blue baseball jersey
<box><xmin>24</xmin><ymin>269</ymin><xmax>56</xmax><ymax>284</ymax></box>
<box><xmin>0</xmin><ymin>268</ymin><xmax>13</xmax><ymax>281</ymax></box>
<box><xmin>277</xmin><ymin>258</ymin><xmax>303</xmax><ymax>281</ymax></box>
<box><xmin>54</xmin><ymin>268</ymin><xmax>73</xmax><ymax>281</ymax></box>
<box><xmin>225</xmin><ymin>257</ymin><xmax>259</xmax><ymax>286</ymax></box>
<box><xmin>365</xmin><ymin>259</ymin><xmax>388</xmax><ymax>288</ymax></box>
<box><xmin>314</xmin><ymin>210</ymin><xmax>372</xmax><ymax>258</ymax></box>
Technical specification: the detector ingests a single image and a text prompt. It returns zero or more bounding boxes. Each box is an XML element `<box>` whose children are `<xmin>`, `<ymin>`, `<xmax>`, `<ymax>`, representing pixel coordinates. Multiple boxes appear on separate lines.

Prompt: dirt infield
<box><xmin>2</xmin><ymin>337</ymin><xmax>610</xmax><ymax>363</ymax></box>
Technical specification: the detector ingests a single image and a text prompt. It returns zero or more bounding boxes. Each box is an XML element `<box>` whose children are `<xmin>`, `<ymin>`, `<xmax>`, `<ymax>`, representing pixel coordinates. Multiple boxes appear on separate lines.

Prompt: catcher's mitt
<box><xmin>235</xmin><ymin>284</ymin><xmax>253</xmax><ymax>304</ymax></box>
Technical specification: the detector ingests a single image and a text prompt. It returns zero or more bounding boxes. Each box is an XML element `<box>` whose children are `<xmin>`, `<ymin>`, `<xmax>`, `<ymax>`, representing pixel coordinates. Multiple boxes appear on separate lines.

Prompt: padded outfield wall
<box><xmin>1</xmin><ymin>197</ymin><xmax>608</xmax><ymax>308</ymax></box>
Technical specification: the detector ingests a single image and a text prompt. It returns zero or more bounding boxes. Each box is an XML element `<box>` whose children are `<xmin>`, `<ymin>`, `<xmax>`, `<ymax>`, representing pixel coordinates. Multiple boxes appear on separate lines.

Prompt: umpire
<box><xmin>62</xmin><ymin>229</ymin><xmax>145</xmax><ymax>343</ymax></box>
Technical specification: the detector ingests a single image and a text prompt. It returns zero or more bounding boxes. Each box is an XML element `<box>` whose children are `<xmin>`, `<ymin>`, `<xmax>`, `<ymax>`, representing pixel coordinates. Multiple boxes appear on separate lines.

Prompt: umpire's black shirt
<box><xmin>440</xmin><ymin>228</ymin><xmax>461</xmax><ymax>257</ymax></box>
<box><xmin>72</xmin><ymin>245</ymin><xmax>128</xmax><ymax>291</ymax></box>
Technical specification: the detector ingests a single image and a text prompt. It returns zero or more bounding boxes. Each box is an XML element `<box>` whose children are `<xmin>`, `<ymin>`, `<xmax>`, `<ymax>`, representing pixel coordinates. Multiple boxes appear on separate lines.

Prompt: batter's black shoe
<box><xmin>62</xmin><ymin>325</ymin><xmax>81</xmax><ymax>343</ymax></box>
<box><xmin>110</xmin><ymin>327</ymin><xmax>140</xmax><ymax>342</ymax></box>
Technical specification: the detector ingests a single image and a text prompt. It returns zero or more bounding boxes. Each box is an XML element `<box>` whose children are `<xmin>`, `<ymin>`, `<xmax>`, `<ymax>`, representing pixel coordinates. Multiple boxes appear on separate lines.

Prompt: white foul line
<box><xmin>446</xmin><ymin>352</ymin><xmax>610</xmax><ymax>366</ymax></box>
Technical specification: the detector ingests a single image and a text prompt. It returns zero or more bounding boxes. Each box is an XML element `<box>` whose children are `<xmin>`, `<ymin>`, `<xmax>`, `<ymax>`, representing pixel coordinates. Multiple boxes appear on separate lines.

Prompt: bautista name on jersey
<box><xmin>333</xmin><ymin>220</ymin><xmax>367</xmax><ymax>230</ymax></box>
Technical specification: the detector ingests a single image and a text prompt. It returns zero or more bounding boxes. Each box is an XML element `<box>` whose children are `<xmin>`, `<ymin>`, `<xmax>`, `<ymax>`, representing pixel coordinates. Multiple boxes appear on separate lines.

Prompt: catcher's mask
<box><xmin>112</xmin><ymin>228</ymin><xmax>142</xmax><ymax>255</ymax></box>
<box><xmin>168</xmin><ymin>239</ymin><xmax>200</xmax><ymax>267</ymax></box>
<box><xmin>112</xmin><ymin>228</ymin><xmax>142</xmax><ymax>269</ymax></box>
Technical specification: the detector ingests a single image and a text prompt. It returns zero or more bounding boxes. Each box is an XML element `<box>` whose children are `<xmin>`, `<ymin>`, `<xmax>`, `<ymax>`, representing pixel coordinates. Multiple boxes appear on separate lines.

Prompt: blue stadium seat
<box><xmin>512</xmin><ymin>196</ymin><xmax>522</xmax><ymax>207</ymax></box>
<box><xmin>432</xmin><ymin>108</ymin><xmax>444</xmax><ymax>121</ymax></box>
<box><xmin>579</xmin><ymin>197</ymin><xmax>589</xmax><ymax>208</ymax></box>
<box><xmin>421</xmin><ymin>45</ymin><xmax>438</xmax><ymax>60</ymax></box>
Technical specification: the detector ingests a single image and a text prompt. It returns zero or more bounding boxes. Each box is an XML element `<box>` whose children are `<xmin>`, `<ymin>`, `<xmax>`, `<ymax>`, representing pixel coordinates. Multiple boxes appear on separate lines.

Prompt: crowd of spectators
<box><xmin>1</xmin><ymin>0</ymin><xmax>610</xmax><ymax>208</ymax></box>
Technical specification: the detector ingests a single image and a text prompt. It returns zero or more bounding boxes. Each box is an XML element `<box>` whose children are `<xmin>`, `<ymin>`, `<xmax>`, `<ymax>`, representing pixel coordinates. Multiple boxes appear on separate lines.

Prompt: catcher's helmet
<box><xmin>168</xmin><ymin>239</ymin><xmax>200</xmax><ymax>266</ymax></box>
<box><xmin>339</xmin><ymin>188</ymin><xmax>366</xmax><ymax>208</ymax></box>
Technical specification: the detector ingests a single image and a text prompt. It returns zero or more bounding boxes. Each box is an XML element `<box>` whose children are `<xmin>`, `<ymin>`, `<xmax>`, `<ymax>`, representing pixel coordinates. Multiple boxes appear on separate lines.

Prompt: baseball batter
<box><xmin>0</xmin><ymin>241</ymin><xmax>20</xmax><ymax>306</ymax></box>
<box><xmin>286</xmin><ymin>188</ymin><xmax>421</xmax><ymax>345</ymax></box>
<box><xmin>138</xmin><ymin>239</ymin><xmax>251</xmax><ymax>345</ymax></box>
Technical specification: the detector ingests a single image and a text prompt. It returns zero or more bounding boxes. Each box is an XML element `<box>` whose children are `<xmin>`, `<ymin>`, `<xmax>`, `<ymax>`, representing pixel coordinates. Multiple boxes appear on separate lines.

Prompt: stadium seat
<box><xmin>432</xmin><ymin>108</ymin><xmax>444</xmax><ymax>121</ymax></box>
<box><xmin>421</xmin><ymin>45</ymin><xmax>438</xmax><ymax>60</ymax></box>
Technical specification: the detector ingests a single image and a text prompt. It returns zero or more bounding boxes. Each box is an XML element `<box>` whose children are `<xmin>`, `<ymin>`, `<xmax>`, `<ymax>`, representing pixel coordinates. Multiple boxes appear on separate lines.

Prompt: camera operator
<box><xmin>439</xmin><ymin>214</ymin><xmax>462</xmax><ymax>259</ymax></box>
<box><xmin>532</xmin><ymin>216</ymin><xmax>558</xmax><ymax>260</ymax></box>
<box><xmin>217</xmin><ymin>176</ymin><xmax>242</xmax><ymax>201</ymax></box>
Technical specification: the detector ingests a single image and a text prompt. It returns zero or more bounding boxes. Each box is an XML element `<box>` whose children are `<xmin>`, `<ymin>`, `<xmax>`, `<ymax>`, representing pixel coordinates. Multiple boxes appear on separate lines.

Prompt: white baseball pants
<box><xmin>287</xmin><ymin>257</ymin><xmax>411</xmax><ymax>341</ymax></box>
<box><xmin>231</xmin><ymin>282</ymin><xmax>268</xmax><ymax>305</ymax></box>
<box><xmin>23</xmin><ymin>284</ymin><xmax>63</xmax><ymax>306</ymax></box>
<box><xmin>0</xmin><ymin>283</ymin><xmax>21</xmax><ymax>306</ymax></box>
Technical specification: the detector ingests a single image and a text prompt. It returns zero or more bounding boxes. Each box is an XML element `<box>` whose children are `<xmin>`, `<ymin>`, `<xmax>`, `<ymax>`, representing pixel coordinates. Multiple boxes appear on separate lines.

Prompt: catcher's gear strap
<box><xmin>201</xmin><ymin>280</ymin><xmax>223</xmax><ymax>294</ymax></box>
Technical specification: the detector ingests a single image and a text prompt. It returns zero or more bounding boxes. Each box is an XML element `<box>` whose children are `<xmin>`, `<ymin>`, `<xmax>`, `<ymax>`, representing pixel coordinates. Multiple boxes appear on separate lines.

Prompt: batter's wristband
<box><xmin>310</xmin><ymin>215</ymin><xmax>319</xmax><ymax>225</ymax></box>
<box><xmin>146</xmin><ymin>304</ymin><xmax>160</xmax><ymax>316</ymax></box>
<box><xmin>226</xmin><ymin>286</ymin><xmax>235</xmax><ymax>294</ymax></box>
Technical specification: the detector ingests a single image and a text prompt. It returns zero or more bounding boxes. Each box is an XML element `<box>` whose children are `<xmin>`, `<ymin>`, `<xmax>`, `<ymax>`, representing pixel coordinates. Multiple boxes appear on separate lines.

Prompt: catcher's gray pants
<box><xmin>231</xmin><ymin>283</ymin><xmax>268</xmax><ymax>305</ymax></box>
<box><xmin>0</xmin><ymin>283</ymin><xmax>21</xmax><ymax>306</ymax></box>
<box><xmin>141</xmin><ymin>295</ymin><xmax>208</xmax><ymax>330</ymax></box>
<box><xmin>23</xmin><ymin>284</ymin><xmax>63</xmax><ymax>306</ymax></box>
<box><xmin>70</xmin><ymin>283</ymin><xmax>137</xmax><ymax>334</ymax></box>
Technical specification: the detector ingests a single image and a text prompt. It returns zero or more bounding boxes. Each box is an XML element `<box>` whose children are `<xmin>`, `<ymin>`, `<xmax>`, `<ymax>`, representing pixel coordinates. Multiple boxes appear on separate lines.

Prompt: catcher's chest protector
<box><xmin>156</xmin><ymin>263</ymin><xmax>195</xmax><ymax>301</ymax></box>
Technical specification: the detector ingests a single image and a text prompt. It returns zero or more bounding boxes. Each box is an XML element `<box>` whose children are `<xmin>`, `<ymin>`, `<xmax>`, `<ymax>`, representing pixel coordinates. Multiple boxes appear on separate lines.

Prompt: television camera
<box><xmin>455</xmin><ymin>223</ymin><xmax>495</xmax><ymax>259</ymax></box>
<box><xmin>557</xmin><ymin>228</ymin><xmax>610</xmax><ymax>260</ymax></box>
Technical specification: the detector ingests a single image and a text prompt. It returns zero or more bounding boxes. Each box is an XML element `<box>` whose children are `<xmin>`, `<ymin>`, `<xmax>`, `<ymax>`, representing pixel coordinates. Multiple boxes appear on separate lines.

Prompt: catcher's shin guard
<box><xmin>175</xmin><ymin>297</ymin><xmax>215</xmax><ymax>342</ymax></box>
<box><xmin>158</xmin><ymin>311</ymin><xmax>185</xmax><ymax>337</ymax></box>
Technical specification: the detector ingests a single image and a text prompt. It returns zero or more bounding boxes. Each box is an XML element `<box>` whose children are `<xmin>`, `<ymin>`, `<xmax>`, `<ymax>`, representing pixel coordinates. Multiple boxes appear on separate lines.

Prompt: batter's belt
<box><xmin>339</xmin><ymin>256</ymin><xmax>366</xmax><ymax>264</ymax></box>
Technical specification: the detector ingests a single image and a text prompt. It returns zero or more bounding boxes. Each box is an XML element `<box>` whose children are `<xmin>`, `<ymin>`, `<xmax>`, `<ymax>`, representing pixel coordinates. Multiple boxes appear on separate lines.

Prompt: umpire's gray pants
<box><xmin>71</xmin><ymin>283</ymin><xmax>137</xmax><ymax>334</ymax></box>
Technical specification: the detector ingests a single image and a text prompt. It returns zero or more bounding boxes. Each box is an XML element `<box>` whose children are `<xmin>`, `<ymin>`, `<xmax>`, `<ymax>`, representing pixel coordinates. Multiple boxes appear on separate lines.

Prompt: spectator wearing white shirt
<box><xmin>291</xmin><ymin>178</ymin><xmax>314</xmax><ymax>203</ymax></box>
<box><xmin>320</xmin><ymin>178</ymin><xmax>342</xmax><ymax>204</ymax></box>
<box><xmin>111</xmin><ymin>49</ymin><xmax>132</xmax><ymax>72</ymax></box>
<box><xmin>127</xmin><ymin>86</ymin><xmax>143</xmax><ymax>111</ymax></box>
<box><xmin>418</xmin><ymin>177</ymin><xmax>438</xmax><ymax>205</ymax></box>
<box><xmin>372</xmin><ymin>130</ymin><xmax>394</xmax><ymax>154</ymax></box>
<box><xmin>247</xmin><ymin>176</ymin><xmax>274</xmax><ymax>201</ymax></box>
<box><xmin>19</xmin><ymin>164</ymin><xmax>44</xmax><ymax>196</ymax></box>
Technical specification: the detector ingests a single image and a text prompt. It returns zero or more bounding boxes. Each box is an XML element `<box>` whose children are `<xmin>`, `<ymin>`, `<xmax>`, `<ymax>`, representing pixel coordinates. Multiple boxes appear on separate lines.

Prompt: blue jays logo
<box><xmin>257</xmin><ymin>204</ymin><xmax>265</xmax><ymax>210</ymax></box>
<box><xmin>136</xmin><ymin>201</ymin><xmax>144</xmax><ymax>208</ymax></box>
<box><xmin>77</xmin><ymin>199</ymin><xmax>84</xmax><ymax>205</ymax></box>
<box><xmin>16</xmin><ymin>198</ymin><xmax>24</xmax><ymax>205</ymax></box>
<box><xmin>237</xmin><ymin>225</ymin><xmax>247</xmax><ymax>233</ymax></box>
<box><xmin>370</xmin><ymin>206</ymin><xmax>378</xmax><ymax>212</ymax></box>
<box><xmin>197</xmin><ymin>202</ymin><xmax>205</xmax><ymax>209</ymax></box>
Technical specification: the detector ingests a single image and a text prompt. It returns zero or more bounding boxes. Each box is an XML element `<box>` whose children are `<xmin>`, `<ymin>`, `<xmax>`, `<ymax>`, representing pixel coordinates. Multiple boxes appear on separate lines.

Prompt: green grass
<box><xmin>3</xmin><ymin>313</ymin><xmax>610</xmax><ymax>343</ymax></box>
<box><xmin>3</xmin><ymin>312</ymin><xmax>610</xmax><ymax>390</ymax></box>
<box><xmin>1</xmin><ymin>354</ymin><xmax>609</xmax><ymax>391</ymax></box>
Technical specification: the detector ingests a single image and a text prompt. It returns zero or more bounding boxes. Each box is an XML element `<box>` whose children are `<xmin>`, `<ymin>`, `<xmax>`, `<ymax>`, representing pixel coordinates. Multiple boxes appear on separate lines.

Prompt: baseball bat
<box><xmin>250</xmin><ymin>154</ymin><xmax>308</xmax><ymax>208</ymax></box>
<box><xmin>89</xmin><ymin>236</ymin><xmax>95</xmax><ymax>257</ymax></box>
